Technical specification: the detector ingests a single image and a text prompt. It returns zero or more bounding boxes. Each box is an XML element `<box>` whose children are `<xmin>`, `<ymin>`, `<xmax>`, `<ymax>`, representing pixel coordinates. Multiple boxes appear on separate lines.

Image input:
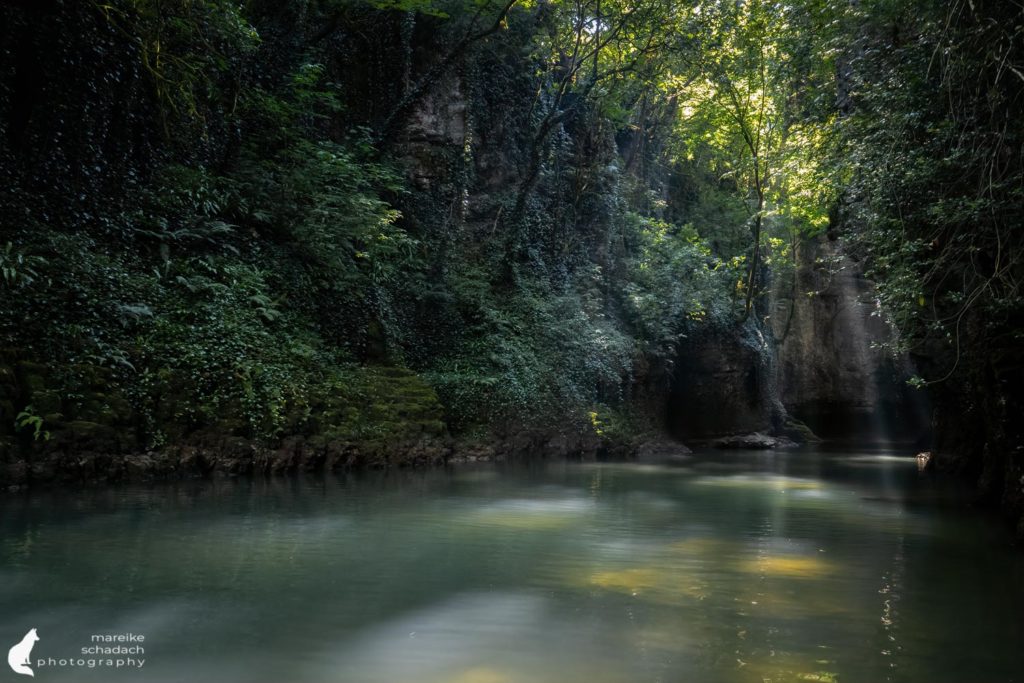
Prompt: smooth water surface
<box><xmin>2</xmin><ymin>448</ymin><xmax>1023</xmax><ymax>683</ymax></box>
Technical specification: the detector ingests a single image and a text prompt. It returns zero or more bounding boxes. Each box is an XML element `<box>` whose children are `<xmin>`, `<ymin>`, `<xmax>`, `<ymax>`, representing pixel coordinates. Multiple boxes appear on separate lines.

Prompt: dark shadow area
<box><xmin>665</xmin><ymin>328</ymin><xmax>775</xmax><ymax>440</ymax></box>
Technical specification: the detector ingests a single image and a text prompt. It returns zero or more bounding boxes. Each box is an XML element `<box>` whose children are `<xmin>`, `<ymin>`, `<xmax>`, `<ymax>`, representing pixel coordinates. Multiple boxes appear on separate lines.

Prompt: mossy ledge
<box><xmin>0</xmin><ymin>352</ymin><xmax>672</xmax><ymax>489</ymax></box>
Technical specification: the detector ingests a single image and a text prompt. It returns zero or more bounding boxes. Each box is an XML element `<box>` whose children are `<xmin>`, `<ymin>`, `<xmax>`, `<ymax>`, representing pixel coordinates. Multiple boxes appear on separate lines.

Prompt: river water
<box><xmin>2</xmin><ymin>447</ymin><xmax>1022</xmax><ymax>683</ymax></box>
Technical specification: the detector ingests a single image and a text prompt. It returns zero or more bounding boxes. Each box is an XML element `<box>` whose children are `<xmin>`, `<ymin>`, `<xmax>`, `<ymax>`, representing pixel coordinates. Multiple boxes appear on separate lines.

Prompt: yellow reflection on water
<box><xmin>740</xmin><ymin>664</ymin><xmax>840</xmax><ymax>683</ymax></box>
<box><xmin>447</xmin><ymin>667</ymin><xmax>512</xmax><ymax>683</ymax></box>
<box><xmin>694</xmin><ymin>475</ymin><xmax>824</xmax><ymax>491</ymax></box>
<box><xmin>743</xmin><ymin>554</ymin><xmax>834</xmax><ymax>579</ymax></box>
<box><xmin>735</xmin><ymin>651</ymin><xmax>840</xmax><ymax>683</ymax></box>
<box><xmin>588</xmin><ymin>567</ymin><xmax>709</xmax><ymax>601</ymax></box>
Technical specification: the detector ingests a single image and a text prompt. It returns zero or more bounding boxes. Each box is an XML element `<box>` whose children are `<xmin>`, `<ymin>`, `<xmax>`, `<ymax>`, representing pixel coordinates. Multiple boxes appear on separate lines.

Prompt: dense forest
<box><xmin>0</xmin><ymin>0</ymin><xmax>1022</xmax><ymax>532</ymax></box>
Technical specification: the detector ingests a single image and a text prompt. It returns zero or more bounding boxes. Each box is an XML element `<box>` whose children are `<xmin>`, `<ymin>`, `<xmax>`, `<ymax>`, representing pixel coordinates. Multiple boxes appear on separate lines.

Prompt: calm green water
<box><xmin>2</xmin><ymin>448</ymin><xmax>1023</xmax><ymax>683</ymax></box>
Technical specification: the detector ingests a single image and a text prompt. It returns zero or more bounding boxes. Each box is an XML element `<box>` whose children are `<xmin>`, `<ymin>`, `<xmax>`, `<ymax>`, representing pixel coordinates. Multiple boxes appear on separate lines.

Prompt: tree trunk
<box><xmin>743</xmin><ymin>191</ymin><xmax>764</xmax><ymax>319</ymax></box>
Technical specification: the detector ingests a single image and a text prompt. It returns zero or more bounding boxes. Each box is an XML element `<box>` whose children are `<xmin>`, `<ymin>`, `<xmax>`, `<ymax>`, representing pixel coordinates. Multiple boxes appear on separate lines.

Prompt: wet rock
<box><xmin>711</xmin><ymin>432</ymin><xmax>797</xmax><ymax>450</ymax></box>
<box><xmin>449</xmin><ymin>440</ymin><xmax>496</xmax><ymax>464</ymax></box>
<box><xmin>781</xmin><ymin>417</ymin><xmax>822</xmax><ymax>443</ymax></box>
<box><xmin>542</xmin><ymin>433</ymin><xmax>569</xmax><ymax>458</ymax></box>
<box><xmin>125</xmin><ymin>453</ymin><xmax>158</xmax><ymax>478</ymax></box>
<box><xmin>634</xmin><ymin>438</ymin><xmax>692</xmax><ymax>461</ymax></box>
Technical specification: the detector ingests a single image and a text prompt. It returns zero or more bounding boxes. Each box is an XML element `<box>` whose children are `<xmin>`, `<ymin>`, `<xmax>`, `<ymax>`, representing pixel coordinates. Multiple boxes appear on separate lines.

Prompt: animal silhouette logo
<box><xmin>7</xmin><ymin>628</ymin><xmax>39</xmax><ymax>677</ymax></box>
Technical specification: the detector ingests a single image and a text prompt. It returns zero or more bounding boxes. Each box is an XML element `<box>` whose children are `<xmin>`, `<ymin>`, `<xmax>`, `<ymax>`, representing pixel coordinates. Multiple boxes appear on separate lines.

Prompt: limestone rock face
<box><xmin>402</xmin><ymin>70</ymin><xmax>468</xmax><ymax>192</ymax></box>
<box><xmin>665</xmin><ymin>235</ymin><xmax>929</xmax><ymax>445</ymax></box>
<box><xmin>770</xmin><ymin>235</ymin><xmax>928</xmax><ymax>441</ymax></box>
<box><xmin>667</xmin><ymin>324</ymin><xmax>777</xmax><ymax>439</ymax></box>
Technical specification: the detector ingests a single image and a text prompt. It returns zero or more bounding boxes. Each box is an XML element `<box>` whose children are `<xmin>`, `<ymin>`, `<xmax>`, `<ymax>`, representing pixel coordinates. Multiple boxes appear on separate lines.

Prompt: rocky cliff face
<box><xmin>665</xmin><ymin>234</ymin><xmax>929</xmax><ymax>445</ymax></box>
<box><xmin>666</xmin><ymin>323</ymin><xmax>778</xmax><ymax>439</ymax></box>
<box><xmin>770</xmin><ymin>235</ymin><xmax>929</xmax><ymax>442</ymax></box>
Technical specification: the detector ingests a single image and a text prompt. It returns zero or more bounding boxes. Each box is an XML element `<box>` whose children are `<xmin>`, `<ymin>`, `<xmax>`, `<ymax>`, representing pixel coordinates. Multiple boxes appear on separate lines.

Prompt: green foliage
<box><xmin>6</xmin><ymin>0</ymin><xmax>961</xmax><ymax>455</ymax></box>
<box><xmin>622</xmin><ymin>213</ymin><xmax>738</xmax><ymax>358</ymax></box>
<box><xmin>14</xmin><ymin>405</ymin><xmax>50</xmax><ymax>442</ymax></box>
<box><xmin>665</xmin><ymin>0</ymin><xmax>837</xmax><ymax>315</ymax></box>
<box><xmin>424</xmin><ymin>266</ymin><xmax>636</xmax><ymax>431</ymax></box>
<box><xmin>93</xmin><ymin>0</ymin><xmax>260</xmax><ymax>137</ymax></box>
<box><xmin>0</xmin><ymin>12</ymin><xmax>425</xmax><ymax>446</ymax></box>
<box><xmin>833</xmin><ymin>0</ymin><xmax>1024</xmax><ymax>382</ymax></box>
<box><xmin>587</xmin><ymin>404</ymin><xmax>639</xmax><ymax>443</ymax></box>
<box><xmin>0</xmin><ymin>243</ymin><xmax>48</xmax><ymax>288</ymax></box>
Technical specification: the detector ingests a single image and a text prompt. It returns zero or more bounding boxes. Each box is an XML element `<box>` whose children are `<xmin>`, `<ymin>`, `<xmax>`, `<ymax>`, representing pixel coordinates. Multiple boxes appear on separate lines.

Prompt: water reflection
<box><xmin>742</xmin><ymin>553</ymin><xmax>833</xmax><ymax>579</ymax></box>
<box><xmin>692</xmin><ymin>474</ymin><xmax>825</xmax><ymax>491</ymax></box>
<box><xmin>467</xmin><ymin>498</ymin><xmax>594</xmax><ymax>530</ymax></box>
<box><xmin>0</xmin><ymin>449</ymin><xmax>1022</xmax><ymax>683</ymax></box>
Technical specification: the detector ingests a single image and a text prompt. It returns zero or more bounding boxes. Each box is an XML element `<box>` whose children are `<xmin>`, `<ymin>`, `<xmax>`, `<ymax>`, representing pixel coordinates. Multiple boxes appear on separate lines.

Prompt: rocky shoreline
<box><xmin>0</xmin><ymin>424</ymin><xmax>829</xmax><ymax>492</ymax></box>
<box><xmin>0</xmin><ymin>427</ymin><xmax>708</xmax><ymax>491</ymax></box>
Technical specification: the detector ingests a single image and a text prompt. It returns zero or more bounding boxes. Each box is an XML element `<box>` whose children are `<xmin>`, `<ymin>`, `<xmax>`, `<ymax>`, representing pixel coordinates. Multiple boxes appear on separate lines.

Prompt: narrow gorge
<box><xmin>2</xmin><ymin>2</ymin><xmax>1024</xmax><ymax>681</ymax></box>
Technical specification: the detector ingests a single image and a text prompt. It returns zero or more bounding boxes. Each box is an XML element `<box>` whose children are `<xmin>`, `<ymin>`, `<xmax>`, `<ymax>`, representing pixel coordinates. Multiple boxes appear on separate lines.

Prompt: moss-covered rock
<box><xmin>317</xmin><ymin>365</ymin><xmax>447</xmax><ymax>444</ymax></box>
